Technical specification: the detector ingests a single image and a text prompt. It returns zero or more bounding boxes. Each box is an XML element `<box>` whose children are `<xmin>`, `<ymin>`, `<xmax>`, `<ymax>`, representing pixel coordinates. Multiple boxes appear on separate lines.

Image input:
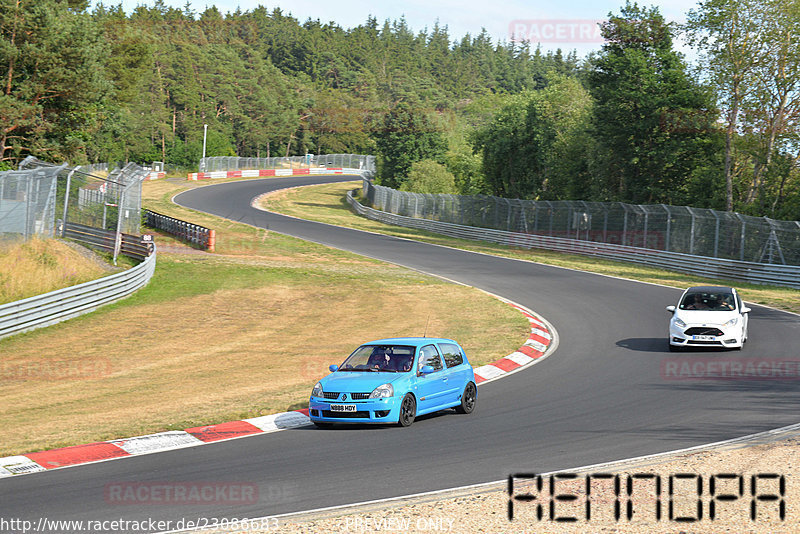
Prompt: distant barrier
<box><xmin>187</xmin><ymin>167</ymin><xmax>361</xmax><ymax>181</ymax></box>
<box><xmin>347</xmin><ymin>189</ymin><xmax>800</xmax><ymax>289</ymax></box>
<box><xmin>144</xmin><ymin>210</ymin><xmax>215</xmax><ymax>251</ymax></box>
<box><xmin>199</xmin><ymin>154</ymin><xmax>375</xmax><ymax>173</ymax></box>
<box><xmin>361</xmin><ymin>180</ymin><xmax>800</xmax><ymax>267</ymax></box>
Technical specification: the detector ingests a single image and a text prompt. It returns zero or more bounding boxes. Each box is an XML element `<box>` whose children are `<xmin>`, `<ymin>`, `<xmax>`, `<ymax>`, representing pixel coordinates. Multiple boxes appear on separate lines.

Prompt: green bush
<box><xmin>398</xmin><ymin>159</ymin><xmax>457</xmax><ymax>194</ymax></box>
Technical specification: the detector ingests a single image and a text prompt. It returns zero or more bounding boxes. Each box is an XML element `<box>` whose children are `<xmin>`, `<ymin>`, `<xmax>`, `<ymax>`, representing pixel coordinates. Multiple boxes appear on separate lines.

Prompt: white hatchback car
<box><xmin>666</xmin><ymin>286</ymin><xmax>751</xmax><ymax>351</ymax></box>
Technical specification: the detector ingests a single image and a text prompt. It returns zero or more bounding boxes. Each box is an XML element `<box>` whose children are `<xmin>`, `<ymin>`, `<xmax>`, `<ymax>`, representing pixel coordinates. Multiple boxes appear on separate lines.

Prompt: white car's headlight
<box><xmin>724</xmin><ymin>317</ymin><xmax>739</xmax><ymax>327</ymax></box>
<box><xmin>673</xmin><ymin>318</ymin><xmax>686</xmax><ymax>328</ymax></box>
<box><xmin>311</xmin><ymin>382</ymin><xmax>323</xmax><ymax>398</ymax></box>
<box><xmin>369</xmin><ymin>383</ymin><xmax>394</xmax><ymax>399</ymax></box>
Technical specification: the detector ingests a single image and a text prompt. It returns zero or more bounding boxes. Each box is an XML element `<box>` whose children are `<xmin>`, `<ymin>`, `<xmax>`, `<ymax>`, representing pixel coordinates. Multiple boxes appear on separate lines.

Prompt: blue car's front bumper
<box><xmin>308</xmin><ymin>395</ymin><xmax>401</xmax><ymax>424</ymax></box>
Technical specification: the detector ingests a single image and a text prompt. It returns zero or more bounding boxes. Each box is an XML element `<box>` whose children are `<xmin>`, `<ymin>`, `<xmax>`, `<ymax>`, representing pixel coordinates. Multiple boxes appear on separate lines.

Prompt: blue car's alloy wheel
<box><xmin>456</xmin><ymin>382</ymin><xmax>477</xmax><ymax>414</ymax></box>
<box><xmin>398</xmin><ymin>393</ymin><xmax>416</xmax><ymax>427</ymax></box>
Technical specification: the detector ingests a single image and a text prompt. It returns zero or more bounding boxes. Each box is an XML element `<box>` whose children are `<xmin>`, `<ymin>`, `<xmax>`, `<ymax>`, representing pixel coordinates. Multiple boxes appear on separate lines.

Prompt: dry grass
<box><xmin>0</xmin><ymin>237</ymin><xmax>110</xmax><ymax>305</ymax></box>
<box><xmin>260</xmin><ymin>181</ymin><xmax>800</xmax><ymax>315</ymax></box>
<box><xmin>0</xmin><ymin>178</ymin><xmax>529</xmax><ymax>456</ymax></box>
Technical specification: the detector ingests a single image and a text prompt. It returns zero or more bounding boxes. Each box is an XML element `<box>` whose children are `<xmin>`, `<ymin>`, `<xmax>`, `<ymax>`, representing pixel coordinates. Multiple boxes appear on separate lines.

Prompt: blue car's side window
<box><xmin>438</xmin><ymin>343</ymin><xmax>463</xmax><ymax>368</ymax></box>
<box><xmin>418</xmin><ymin>345</ymin><xmax>444</xmax><ymax>373</ymax></box>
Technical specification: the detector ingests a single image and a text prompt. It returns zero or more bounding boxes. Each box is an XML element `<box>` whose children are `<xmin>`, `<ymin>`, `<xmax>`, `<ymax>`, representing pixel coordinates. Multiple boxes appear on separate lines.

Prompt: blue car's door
<box><xmin>414</xmin><ymin>344</ymin><xmax>454</xmax><ymax>413</ymax></box>
<box><xmin>438</xmin><ymin>342</ymin><xmax>470</xmax><ymax>404</ymax></box>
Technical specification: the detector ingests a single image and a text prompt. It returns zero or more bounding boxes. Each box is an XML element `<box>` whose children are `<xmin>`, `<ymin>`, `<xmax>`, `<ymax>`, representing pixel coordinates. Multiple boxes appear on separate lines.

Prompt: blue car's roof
<box><xmin>361</xmin><ymin>337</ymin><xmax>459</xmax><ymax>347</ymax></box>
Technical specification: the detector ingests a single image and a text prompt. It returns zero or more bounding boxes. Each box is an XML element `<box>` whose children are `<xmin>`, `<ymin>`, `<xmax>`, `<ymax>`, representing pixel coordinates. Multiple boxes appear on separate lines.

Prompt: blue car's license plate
<box><xmin>330</xmin><ymin>404</ymin><xmax>357</xmax><ymax>412</ymax></box>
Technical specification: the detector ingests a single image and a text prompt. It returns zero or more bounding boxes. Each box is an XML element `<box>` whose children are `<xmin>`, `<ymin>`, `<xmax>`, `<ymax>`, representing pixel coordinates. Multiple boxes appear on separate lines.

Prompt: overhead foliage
<box><xmin>686</xmin><ymin>0</ymin><xmax>800</xmax><ymax>218</ymax></box>
<box><xmin>1</xmin><ymin>1</ymin><xmax>798</xmax><ymax>219</ymax></box>
<box><xmin>586</xmin><ymin>2</ymin><xmax>723</xmax><ymax>205</ymax></box>
<box><xmin>1</xmin><ymin>0</ymin><xmax>109</xmax><ymax>164</ymax></box>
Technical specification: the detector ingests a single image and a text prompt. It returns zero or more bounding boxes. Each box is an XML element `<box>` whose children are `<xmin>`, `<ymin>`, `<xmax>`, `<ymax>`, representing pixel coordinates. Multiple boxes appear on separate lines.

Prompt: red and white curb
<box><xmin>473</xmin><ymin>301</ymin><xmax>553</xmax><ymax>384</ymax></box>
<box><xmin>0</xmin><ymin>411</ymin><xmax>311</xmax><ymax>477</ymax></box>
<box><xmin>187</xmin><ymin>168</ymin><xmax>362</xmax><ymax>180</ymax></box>
<box><xmin>0</xmin><ymin>305</ymin><xmax>554</xmax><ymax>479</ymax></box>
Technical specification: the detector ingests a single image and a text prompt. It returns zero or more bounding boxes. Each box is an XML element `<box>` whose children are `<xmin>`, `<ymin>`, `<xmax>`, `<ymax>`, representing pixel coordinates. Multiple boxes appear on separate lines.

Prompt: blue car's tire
<box><xmin>398</xmin><ymin>394</ymin><xmax>416</xmax><ymax>427</ymax></box>
<box><xmin>456</xmin><ymin>382</ymin><xmax>477</xmax><ymax>414</ymax></box>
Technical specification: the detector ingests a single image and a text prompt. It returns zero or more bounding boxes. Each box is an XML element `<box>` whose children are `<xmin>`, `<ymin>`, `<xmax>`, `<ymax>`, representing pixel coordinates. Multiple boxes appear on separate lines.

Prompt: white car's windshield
<box><xmin>339</xmin><ymin>345</ymin><xmax>415</xmax><ymax>372</ymax></box>
<box><xmin>679</xmin><ymin>292</ymin><xmax>735</xmax><ymax>311</ymax></box>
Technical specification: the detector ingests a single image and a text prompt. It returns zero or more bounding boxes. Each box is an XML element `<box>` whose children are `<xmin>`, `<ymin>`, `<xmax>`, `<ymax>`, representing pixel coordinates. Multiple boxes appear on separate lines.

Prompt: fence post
<box><xmin>643</xmin><ymin>207</ymin><xmax>649</xmax><ymax>249</ymax></box>
<box><xmin>61</xmin><ymin>167</ymin><xmax>80</xmax><ymax>237</ymax></box>
<box><xmin>24</xmin><ymin>172</ymin><xmax>33</xmax><ymax>240</ymax></box>
<box><xmin>622</xmin><ymin>205</ymin><xmax>628</xmax><ymax>247</ymax></box>
<box><xmin>737</xmin><ymin>213</ymin><xmax>746</xmax><ymax>261</ymax></box>
<box><xmin>662</xmin><ymin>204</ymin><xmax>671</xmax><ymax>251</ymax></box>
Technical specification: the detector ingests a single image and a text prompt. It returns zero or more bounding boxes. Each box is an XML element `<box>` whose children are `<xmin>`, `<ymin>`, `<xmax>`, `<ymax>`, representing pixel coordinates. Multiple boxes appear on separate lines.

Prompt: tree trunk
<box><xmin>724</xmin><ymin>80</ymin><xmax>740</xmax><ymax>211</ymax></box>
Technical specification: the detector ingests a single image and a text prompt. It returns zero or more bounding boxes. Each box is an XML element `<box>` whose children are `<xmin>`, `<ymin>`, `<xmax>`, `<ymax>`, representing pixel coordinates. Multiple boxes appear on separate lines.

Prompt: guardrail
<box><xmin>63</xmin><ymin>222</ymin><xmax>153</xmax><ymax>261</ymax></box>
<box><xmin>144</xmin><ymin>210</ymin><xmax>215</xmax><ymax>251</ymax></box>
<box><xmin>0</xmin><ymin>244</ymin><xmax>157</xmax><ymax>341</ymax></box>
<box><xmin>347</xmin><ymin>189</ymin><xmax>800</xmax><ymax>289</ymax></box>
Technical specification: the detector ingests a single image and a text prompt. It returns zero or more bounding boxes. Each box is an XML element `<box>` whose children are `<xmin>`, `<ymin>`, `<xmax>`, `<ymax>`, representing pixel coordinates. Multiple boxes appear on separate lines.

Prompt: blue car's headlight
<box><xmin>369</xmin><ymin>383</ymin><xmax>394</xmax><ymax>399</ymax></box>
<box><xmin>311</xmin><ymin>382</ymin><xmax>323</xmax><ymax>398</ymax></box>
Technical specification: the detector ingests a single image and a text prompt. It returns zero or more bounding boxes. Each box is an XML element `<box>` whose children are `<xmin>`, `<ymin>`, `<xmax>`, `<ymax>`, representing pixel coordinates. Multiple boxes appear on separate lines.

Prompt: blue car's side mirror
<box><xmin>420</xmin><ymin>365</ymin><xmax>434</xmax><ymax>375</ymax></box>
<box><xmin>329</xmin><ymin>364</ymin><xmax>339</xmax><ymax>372</ymax></box>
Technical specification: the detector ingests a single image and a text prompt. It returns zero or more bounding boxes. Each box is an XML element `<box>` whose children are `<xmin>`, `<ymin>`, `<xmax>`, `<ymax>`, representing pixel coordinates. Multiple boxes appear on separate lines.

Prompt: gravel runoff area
<box><xmin>191</xmin><ymin>423</ymin><xmax>800</xmax><ymax>534</ymax></box>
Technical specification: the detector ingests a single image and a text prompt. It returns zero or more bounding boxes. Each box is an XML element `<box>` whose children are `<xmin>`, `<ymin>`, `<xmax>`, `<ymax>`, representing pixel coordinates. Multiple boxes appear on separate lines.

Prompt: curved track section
<box><xmin>3</xmin><ymin>175</ymin><xmax>799</xmax><ymax>532</ymax></box>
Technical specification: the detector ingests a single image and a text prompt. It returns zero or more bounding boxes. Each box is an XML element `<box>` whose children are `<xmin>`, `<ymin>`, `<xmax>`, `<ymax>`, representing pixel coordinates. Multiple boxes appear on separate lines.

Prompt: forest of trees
<box><xmin>1</xmin><ymin>0</ymin><xmax>798</xmax><ymax>219</ymax></box>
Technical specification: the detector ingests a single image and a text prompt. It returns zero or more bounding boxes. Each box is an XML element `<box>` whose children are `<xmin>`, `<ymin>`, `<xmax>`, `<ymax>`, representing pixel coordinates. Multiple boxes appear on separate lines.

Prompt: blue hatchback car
<box><xmin>308</xmin><ymin>337</ymin><xmax>477</xmax><ymax>427</ymax></box>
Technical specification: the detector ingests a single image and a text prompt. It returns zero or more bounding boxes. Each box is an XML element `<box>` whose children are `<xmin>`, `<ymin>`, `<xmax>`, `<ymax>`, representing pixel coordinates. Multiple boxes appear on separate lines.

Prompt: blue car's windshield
<box><xmin>339</xmin><ymin>345</ymin><xmax>415</xmax><ymax>373</ymax></box>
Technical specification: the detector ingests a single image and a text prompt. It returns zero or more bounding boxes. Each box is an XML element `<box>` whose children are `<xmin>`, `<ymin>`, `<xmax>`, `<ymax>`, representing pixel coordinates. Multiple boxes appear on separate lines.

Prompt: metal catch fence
<box><xmin>362</xmin><ymin>180</ymin><xmax>800</xmax><ymax>266</ymax></box>
<box><xmin>0</xmin><ymin>164</ymin><xmax>64</xmax><ymax>241</ymax></box>
<box><xmin>16</xmin><ymin>156</ymin><xmax>147</xmax><ymax>235</ymax></box>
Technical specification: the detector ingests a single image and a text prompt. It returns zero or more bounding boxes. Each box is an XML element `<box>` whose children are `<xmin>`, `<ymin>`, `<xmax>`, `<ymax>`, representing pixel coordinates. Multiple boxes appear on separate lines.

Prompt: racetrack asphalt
<box><xmin>2</xmin><ymin>175</ymin><xmax>799</xmax><ymax>532</ymax></box>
